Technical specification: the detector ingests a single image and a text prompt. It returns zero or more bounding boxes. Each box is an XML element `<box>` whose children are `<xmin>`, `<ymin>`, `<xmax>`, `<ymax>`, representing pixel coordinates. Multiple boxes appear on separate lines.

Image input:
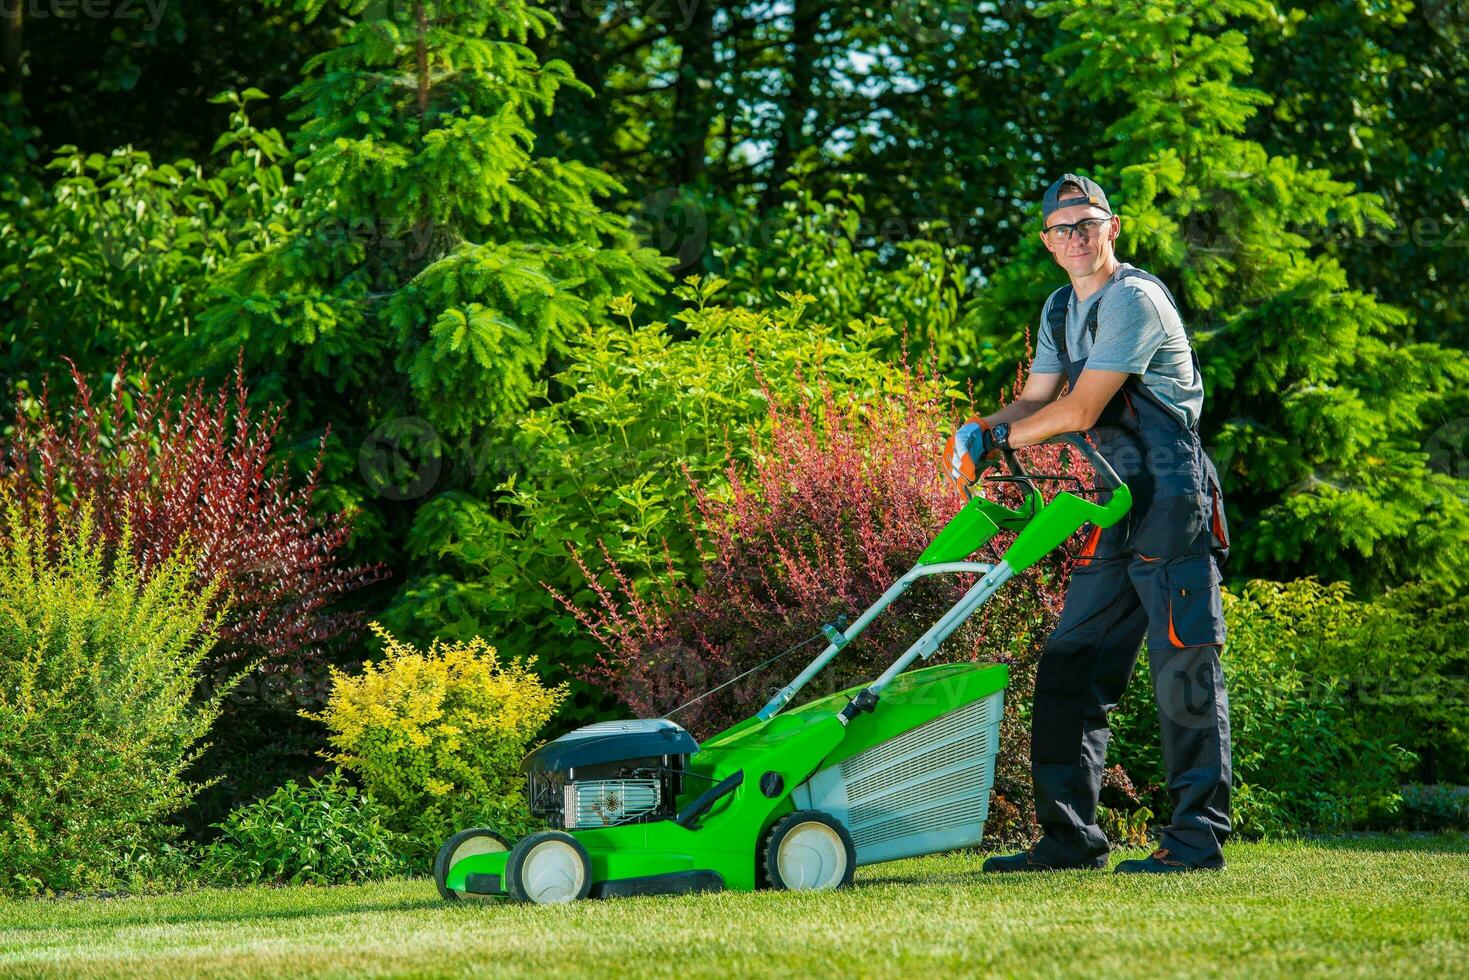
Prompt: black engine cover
<box><xmin>521</xmin><ymin>719</ymin><xmax>699</xmax><ymax>773</ymax></box>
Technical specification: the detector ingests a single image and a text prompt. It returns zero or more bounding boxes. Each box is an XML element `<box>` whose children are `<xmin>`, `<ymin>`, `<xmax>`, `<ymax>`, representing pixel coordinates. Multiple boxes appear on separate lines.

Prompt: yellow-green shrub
<box><xmin>0</xmin><ymin>506</ymin><xmax>225</xmax><ymax>895</ymax></box>
<box><xmin>309</xmin><ymin>624</ymin><xmax>565</xmax><ymax>858</ymax></box>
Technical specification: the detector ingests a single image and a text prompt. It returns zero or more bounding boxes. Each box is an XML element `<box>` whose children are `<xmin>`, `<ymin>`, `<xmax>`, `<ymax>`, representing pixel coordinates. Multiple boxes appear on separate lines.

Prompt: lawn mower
<box><xmin>433</xmin><ymin>433</ymin><xmax>1130</xmax><ymax>903</ymax></box>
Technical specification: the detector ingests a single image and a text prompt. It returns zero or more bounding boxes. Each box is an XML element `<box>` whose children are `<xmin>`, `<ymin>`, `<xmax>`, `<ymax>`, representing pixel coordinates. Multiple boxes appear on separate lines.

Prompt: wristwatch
<box><xmin>990</xmin><ymin>421</ymin><xmax>1012</xmax><ymax>451</ymax></box>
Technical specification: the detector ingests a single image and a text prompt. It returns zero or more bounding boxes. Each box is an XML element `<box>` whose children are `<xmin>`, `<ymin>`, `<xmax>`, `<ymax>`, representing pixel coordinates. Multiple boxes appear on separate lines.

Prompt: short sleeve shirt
<box><xmin>1029</xmin><ymin>262</ymin><xmax>1203</xmax><ymax>430</ymax></box>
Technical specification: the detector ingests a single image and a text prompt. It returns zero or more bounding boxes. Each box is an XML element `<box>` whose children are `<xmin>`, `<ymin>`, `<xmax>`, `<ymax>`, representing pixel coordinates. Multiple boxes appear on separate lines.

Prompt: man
<box><xmin>947</xmin><ymin>174</ymin><xmax>1233</xmax><ymax>873</ymax></box>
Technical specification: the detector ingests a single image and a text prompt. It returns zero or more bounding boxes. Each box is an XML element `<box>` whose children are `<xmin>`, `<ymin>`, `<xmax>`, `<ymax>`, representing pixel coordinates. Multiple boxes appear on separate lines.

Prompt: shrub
<box><xmin>1397</xmin><ymin>784</ymin><xmax>1469</xmax><ymax>831</ymax></box>
<box><xmin>383</xmin><ymin>282</ymin><xmax>902</xmax><ymax>727</ymax></box>
<box><xmin>1109</xmin><ymin>578</ymin><xmax>1416</xmax><ymax>836</ymax></box>
<box><xmin>0</xmin><ymin>507</ymin><xmax>224</xmax><ymax>895</ymax></box>
<box><xmin>1333</xmin><ymin>580</ymin><xmax>1469</xmax><ymax>785</ymax></box>
<box><xmin>0</xmin><ymin>359</ymin><xmax>388</xmax><ymax>832</ymax></box>
<box><xmin>0</xmin><ymin>359</ymin><xmax>386</xmax><ymax>675</ymax></box>
<box><xmin>309</xmin><ymin>624</ymin><xmax>566</xmax><ymax>858</ymax></box>
<box><xmin>200</xmin><ymin>773</ymin><xmax>413</xmax><ymax>885</ymax></box>
<box><xmin>556</xmin><ymin>353</ymin><xmax>1096</xmax><ymax>848</ymax></box>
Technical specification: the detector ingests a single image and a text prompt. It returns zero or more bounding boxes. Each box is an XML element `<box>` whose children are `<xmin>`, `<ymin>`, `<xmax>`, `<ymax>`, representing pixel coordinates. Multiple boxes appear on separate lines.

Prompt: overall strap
<box><xmin>1080</xmin><ymin>268</ymin><xmax>1188</xmax><ymax>344</ymax></box>
<box><xmin>1077</xmin><ymin>268</ymin><xmax>1203</xmax><ymax>434</ymax></box>
<box><xmin>1047</xmin><ymin>285</ymin><xmax>1078</xmax><ymax>365</ymax></box>
<box><xmin>1050</xmin><ymin>275</ymin><xmax>1128</xmax><ymax>365</ymax></box>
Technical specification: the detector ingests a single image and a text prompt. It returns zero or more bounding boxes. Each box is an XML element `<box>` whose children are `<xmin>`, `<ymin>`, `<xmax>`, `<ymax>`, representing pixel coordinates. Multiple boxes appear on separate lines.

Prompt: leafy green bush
<box><xmin>1398</xmin><ymin>785</ymin><xmax>1469</xmax><ymax>831</ymax></box>
<box><xmin>0</xmin><ymin>89</ymin><xmax>290</xmax><ymax>391</ymax></box>
<box><xmin>385</xmin><ymin>281</ymin><xmax>905</xmax><ymax>724</ymax></box>
<box><xmin>0</xmin><ymin>508</ymin><xmax>224</xmax><ymax>895</ymax></box>
<box><xmin>1330</xmin><ymin>581</ymin><xmax>1469</xmax><ymax>785</ymax></box>
<box><xmin>1110</xmin><ymin>579</ymin><xmax>1415</xmax><ymax>837</ymax></box>
<box><xmin>715</xmin><ymin>176</ymin><xmax>977</xmax><ymax>367</ymax></box>
<box><xmin>308</xmin><ymin>625</ymin><xmax>565</xmax><ymax>857</ymax></box>
<box><xmin>200</xmin><ymin>773</ymin><xmax>413</xmax><ymax>885</ymax></box>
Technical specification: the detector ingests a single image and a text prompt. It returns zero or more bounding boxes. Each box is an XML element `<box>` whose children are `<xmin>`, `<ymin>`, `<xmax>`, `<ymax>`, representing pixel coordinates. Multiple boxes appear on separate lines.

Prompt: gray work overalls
<box><xmin>1030</xmin><ymin>267</ymin><xmax>1234</xmax><ymax>868</ymax></box>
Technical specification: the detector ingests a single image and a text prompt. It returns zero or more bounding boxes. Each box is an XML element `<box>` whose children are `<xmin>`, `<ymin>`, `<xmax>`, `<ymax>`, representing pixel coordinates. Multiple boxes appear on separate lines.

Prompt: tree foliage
<box><xmin>0</xmin><ymin>91</ymin><xmax>289</xmax><ymax>392</ymax></box>
<box><xmin>193</xmin><ymin>0</ymin><xmax>671</xmax><ymax>437</ymax></box>
<box><xmin>964</xmin><ymin>0</ymin><xmax>1469</xmax><ymax>592</ymax></box>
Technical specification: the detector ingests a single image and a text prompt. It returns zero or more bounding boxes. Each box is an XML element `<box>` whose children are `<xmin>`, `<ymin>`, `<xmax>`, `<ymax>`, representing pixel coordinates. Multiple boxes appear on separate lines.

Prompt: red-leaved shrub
<box><xmin>553</xmin><ymin>348</ymin><xmax>1108</xmax><ymax>846</ymax></box>
<box><xmin>0</xmin><ymin>359</ymin><xmax>387</xmax><ymax>677</ymax></box>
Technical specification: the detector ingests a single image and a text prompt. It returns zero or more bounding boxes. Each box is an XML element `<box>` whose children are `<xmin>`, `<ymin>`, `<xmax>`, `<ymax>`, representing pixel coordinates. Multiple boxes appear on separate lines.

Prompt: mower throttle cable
<box><xmin>666</xmin><ymin>615</ymin><xmax>850</xmax><ymax>720</ymax></box>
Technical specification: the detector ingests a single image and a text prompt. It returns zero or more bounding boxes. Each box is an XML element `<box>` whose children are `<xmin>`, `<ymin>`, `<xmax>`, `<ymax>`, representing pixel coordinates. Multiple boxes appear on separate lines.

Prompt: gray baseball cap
<box><xmin>1042</xmin><ymin>173</ymin><xmax>1112</xmax><ymax>222</ymax></box>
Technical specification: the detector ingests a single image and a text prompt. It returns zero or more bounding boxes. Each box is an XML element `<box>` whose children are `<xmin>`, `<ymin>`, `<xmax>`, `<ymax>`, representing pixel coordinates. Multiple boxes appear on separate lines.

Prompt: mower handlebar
<box><xmin>983</xmin><ymin>434</ymin><xmax>1121</xmax><ymax>498</ymax></box>
<box><xmin>1044</xmin><ymin>432</ymin><xmax>1123</xmax><ymax>491</ymax></box>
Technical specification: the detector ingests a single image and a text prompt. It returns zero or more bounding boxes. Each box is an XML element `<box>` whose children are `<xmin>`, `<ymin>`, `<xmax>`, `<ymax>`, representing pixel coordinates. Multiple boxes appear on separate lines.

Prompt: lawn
<box><xmin>2</xmin><ymin>834</ymin><xmax>1466</xmax><ymax>978</ymax></box>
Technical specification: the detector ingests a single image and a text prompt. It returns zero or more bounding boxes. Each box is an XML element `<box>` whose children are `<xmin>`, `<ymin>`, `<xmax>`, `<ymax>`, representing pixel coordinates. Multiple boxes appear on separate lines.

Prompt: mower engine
<box><xmin>524</xmin><ymin>719</ymin><xmax>700</xmax><ymax>830</ymax></box>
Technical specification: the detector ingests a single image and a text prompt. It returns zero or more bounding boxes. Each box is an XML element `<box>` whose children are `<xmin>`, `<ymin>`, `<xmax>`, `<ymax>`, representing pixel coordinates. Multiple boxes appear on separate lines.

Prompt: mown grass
<box><xmin>2</xmin><ymin>834</ymin><xmax>1465</xmax><ymax>978</ymax></box>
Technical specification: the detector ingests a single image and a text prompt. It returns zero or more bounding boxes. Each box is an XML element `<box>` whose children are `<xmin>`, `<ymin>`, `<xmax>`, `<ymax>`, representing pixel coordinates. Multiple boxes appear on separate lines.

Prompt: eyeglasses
<box><xmin>1042</xmin><ymin>215</ymin><xmax>1113</xmax><ymax>244</ymax></box>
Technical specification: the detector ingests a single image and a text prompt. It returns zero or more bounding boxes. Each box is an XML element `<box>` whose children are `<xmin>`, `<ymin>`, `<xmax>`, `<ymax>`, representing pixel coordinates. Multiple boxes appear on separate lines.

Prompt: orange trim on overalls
<box><xmin>1076</xmin><ymin>524</ymin><xmax>1101</xmax><ymax>565</ymax></box>
<box><xmin>1168</xmin><ymin>604</ymin><xmax>1186</xmax><ymax>647</ymax></box>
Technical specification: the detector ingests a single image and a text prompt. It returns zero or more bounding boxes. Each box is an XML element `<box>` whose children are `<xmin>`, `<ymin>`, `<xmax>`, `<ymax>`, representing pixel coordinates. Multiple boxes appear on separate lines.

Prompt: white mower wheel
<box><xmin>505</xmin><ymin>831</ymin><xmax>593</xmax><ymax>905</ymax></box>
<box><xmin>434</xmin><ymin>828</ymin><xmax>512</xmax><ymax>902</ymax></box>
<box><xmin>763</xmin><ymin>810</ymin><xmax>856</xmax><ymax>891</ymax></box>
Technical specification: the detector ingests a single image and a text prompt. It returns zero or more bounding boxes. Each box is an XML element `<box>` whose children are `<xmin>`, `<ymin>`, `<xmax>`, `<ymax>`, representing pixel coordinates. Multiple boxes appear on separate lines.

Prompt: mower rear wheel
<box><xmin>434</xmin><ymin>828</ymin><xmax>511</xmax><ymax>902</ymax></box>
<box><xmin>505</xmin><ymin>830</ymin><xmax>593</xmax><ymax>904</ymax></box>
<box><xmin>763</xmin><ymin>810</ymin><xmax>856</xmax><ymax>891</ymax></box>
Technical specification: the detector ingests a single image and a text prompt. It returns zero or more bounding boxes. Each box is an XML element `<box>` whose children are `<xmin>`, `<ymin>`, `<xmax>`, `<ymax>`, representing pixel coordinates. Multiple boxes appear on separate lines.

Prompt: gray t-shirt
<box><xmin>1029</xmin><ymin>262</ymin><xmax>1203</xmax><ymax>430</ymax></box>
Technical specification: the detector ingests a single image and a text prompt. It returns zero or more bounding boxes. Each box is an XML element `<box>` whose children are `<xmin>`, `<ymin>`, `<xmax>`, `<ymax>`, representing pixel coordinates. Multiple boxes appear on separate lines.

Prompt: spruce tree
<box><xmin>195</xmin><ymin>0</ymin><xmax>672</xmax><ymax>480</ymax></box>
<box><xmin>965</xmin><ymin>0</ymin><xmax>1469</xmax><ymax>592</ymax></box>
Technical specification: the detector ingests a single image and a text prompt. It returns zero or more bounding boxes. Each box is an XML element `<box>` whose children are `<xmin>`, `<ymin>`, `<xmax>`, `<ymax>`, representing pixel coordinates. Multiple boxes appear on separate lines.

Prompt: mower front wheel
<box><xmin>505</xmin><ymin>830</ymin><xmax>594</xmax><ymax>904</ymax></box>
<box><xmin>763</xmin><ymin>810</ymin><xmax>856</xmax><ymax>891</ymax></box>
<box><xmin>434</xmin><ymin>828</ymin><xmax>512</xmax><ymax>901</ymax></box>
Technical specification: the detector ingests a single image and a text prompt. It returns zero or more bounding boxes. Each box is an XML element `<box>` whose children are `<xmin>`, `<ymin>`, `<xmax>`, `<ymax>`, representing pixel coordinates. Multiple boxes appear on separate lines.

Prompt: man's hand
<box><xmin>941</xmin><ymin>415</ymin><xmax>997</xmax><ymax>495</ymax></box>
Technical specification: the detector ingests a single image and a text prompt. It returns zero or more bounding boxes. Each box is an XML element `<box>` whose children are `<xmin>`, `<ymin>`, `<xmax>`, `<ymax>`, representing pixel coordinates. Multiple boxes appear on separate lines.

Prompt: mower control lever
<box><xmin>995</xmin><ymin>447</ymin><xmax>1041</xmax><ymax>501</ymax></box>
<box><xmin>674</xmin><ymin>770</ymin><xmax>744</xmax><ymax>829</ymax></box>
<box><xmin>821</xmin><ymin>614</ymin><xmax>850</xmax><ymax>649</ymax></box>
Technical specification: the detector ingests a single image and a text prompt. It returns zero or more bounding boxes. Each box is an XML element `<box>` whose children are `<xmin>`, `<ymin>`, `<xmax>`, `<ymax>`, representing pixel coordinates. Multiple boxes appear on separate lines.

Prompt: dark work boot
<box><xmin>1113</xmin><ymin>846</ymin><xmax>1224</xmax><ymax>874</ymax></box>
<box><xmin>982</xmin><ymin>845</ymin><xmax>1109</xmax><ymax>873</ymax></box>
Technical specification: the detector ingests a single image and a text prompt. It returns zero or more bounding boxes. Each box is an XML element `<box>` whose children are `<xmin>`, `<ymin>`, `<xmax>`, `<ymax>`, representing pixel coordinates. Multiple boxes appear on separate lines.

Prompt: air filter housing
<box><xmin>564</xmin><ymin>779</ymin><xmax>662</xmax><ymax>829</ymax></box>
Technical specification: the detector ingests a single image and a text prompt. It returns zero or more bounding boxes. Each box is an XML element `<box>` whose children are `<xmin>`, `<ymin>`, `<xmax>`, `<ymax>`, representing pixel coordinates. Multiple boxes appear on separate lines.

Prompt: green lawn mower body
<box><xmin>435</xmin><ymin>434</ymin><xmax>1131</xmax><ymax>903</ymax></box>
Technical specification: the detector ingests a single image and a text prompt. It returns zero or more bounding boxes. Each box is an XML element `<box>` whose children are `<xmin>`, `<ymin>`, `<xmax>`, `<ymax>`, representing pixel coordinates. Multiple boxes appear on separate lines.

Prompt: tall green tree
<box><xmin>963</xmin><ymin>0</ymin><xmax>1469</xmax><ymax>593</ymax></box>
<box><xmin>533</xmin><ymin>1</ymin><xmax>1098</xmax><ymax>309</ymax></box>
<box><xmin>1246</xmin><ymin>0</ymin><xmax>1469</xmax><ymax>350</ymax></box>
<box><xmin>191</xmin><ymin>0</ymin><xmax>672</xmax><ymax>542</ymax></box>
